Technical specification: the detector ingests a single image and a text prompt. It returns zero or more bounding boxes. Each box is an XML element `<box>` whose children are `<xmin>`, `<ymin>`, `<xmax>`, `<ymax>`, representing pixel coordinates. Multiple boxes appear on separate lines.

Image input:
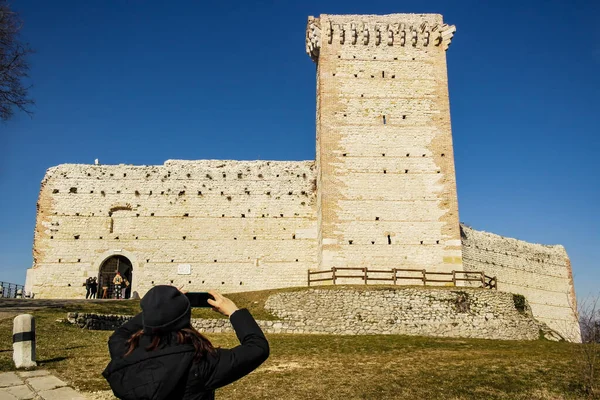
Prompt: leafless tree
<box><xmin>577</xmin><ymin>294</ymin><xmax>600</xmax><ymax>396</ymax></box>
<box><xmin>0</xmin><ymin>0</ymin><xmax>33</xmax><ymax>121</ymax></box>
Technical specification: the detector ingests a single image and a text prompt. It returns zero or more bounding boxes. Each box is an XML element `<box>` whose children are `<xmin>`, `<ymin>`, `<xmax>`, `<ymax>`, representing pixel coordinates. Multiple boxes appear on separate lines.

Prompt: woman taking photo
<box><xmin>103</xmin><ymin>285</ymin><xmax>269</xmax><ymax>399</ymax></box>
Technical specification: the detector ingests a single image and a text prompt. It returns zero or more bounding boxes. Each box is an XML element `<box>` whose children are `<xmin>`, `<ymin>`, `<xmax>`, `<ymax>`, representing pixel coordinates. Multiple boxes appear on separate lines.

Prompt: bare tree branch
<box><xmin>0</xmin><ymin>0</ymin><xmax>34</xmax><ymax>121</ymax></box>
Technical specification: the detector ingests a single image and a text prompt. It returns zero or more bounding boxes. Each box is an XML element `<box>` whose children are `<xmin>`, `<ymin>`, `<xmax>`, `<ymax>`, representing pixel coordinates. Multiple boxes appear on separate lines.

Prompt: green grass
<box><xmin>0</xmin><ymin>287</ymin><xmax>598</xmax><ymax>399</ymax></box>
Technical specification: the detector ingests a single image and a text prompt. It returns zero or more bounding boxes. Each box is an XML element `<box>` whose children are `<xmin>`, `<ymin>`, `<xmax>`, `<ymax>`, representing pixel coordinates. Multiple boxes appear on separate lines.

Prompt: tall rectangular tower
<box><xmin>306</xmin><ymin>14</ymin><xmax>462</xmax><ymax>272</ymax></box>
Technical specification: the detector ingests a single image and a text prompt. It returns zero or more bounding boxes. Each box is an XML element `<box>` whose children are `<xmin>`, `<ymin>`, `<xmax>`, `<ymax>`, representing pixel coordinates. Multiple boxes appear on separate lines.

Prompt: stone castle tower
<box><xmin>306</xmin><ymin>14</ymin><xmax>461</xmax><ymax>272</ymax></box>
<box><xmin>26</xmin><ymin>13</ymin><xmax>579</xmax><ymax>341</ymax></box>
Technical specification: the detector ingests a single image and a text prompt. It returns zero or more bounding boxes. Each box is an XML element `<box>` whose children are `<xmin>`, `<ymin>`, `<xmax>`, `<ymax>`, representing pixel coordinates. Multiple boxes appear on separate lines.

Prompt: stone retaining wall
<box><xmin>67</xmin><ymin>288</ymin><xmax>557</xmax><ymax>341</ymax></box>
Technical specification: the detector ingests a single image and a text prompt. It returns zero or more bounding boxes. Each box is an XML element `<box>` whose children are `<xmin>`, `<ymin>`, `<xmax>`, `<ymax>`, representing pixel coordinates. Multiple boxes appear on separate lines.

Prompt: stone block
<box><xmin>0</xmin><ymin>385</ymin><xmax>35</xmax><ymax>399</ymax></box>
<box><xmin>38</xmin><ymin>386</ymin><xmax>87</xmax><ymax>400</ymax></box>
<box><xmin>26</xmin><ymin>375</ymin><xmax>66</xmax><ymax>392</ymax></box>
<box><xmin>0</xmin><ymin>372</ymin><xmax>23</xmax><ymax>388</ymax></box>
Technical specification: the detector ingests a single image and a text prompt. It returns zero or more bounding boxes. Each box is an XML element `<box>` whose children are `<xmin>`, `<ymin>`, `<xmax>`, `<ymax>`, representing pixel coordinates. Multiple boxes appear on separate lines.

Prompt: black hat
<box><xmin>140</xmin><ymin>285</ymin><xmax>191</xmax><ymax>334</ymax></box>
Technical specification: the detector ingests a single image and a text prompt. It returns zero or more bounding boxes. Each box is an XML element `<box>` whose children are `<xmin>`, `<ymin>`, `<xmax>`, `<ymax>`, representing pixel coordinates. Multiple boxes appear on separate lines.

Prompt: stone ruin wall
<box><xmin>460</xmin><ymin>225</ymin><xmax>580</xmax><ymax>341</ymax></box>
<box><xmin>27</xmin><ymin>160</ymin><xmax>317</xmax><ymax>298</ymax></box>
<box><xmin>308</xmin><ymin>14</ymin><xmax>462</xmax><ymax>272</ymax></box>
<box><xmin>66</xmin><ymin>288</ymin><xmax>548</xmax><ymax>341</ymax></box>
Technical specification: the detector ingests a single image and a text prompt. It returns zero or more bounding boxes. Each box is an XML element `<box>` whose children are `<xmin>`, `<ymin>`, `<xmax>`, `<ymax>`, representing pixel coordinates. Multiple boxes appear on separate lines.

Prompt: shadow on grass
<box><xmin>38</xmin><ymin>356</ymin><xmax>68</xmax><ymax>364</ymax></box>
<box><xmin>63</xmin><ymin>345</ymin><xmax>86</xmax><ymax>350</ymax></box>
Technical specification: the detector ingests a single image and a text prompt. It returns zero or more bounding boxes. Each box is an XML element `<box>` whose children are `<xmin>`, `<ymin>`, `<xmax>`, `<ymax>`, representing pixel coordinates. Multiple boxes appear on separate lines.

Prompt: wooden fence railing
<box><xmin>308</xmin><ymin>268</ymin><xmax>497</xmax><ymax>289</ymax></box>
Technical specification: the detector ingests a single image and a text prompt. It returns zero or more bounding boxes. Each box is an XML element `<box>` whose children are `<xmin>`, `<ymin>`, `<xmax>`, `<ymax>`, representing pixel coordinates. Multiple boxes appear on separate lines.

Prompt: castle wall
<box><xmin>460</xmin><ymin>225</ymin><xmax>580</xmax><ymax>341</ymax></box>
<box><xmin>28</xmin><ymin>160</ymin><xmax>317</xmax><ymax>298</ymax></box>
<box><xmin>308</xmin><ymin>14</ymin><xmax>462</xmax><ymax>271</ymax></box>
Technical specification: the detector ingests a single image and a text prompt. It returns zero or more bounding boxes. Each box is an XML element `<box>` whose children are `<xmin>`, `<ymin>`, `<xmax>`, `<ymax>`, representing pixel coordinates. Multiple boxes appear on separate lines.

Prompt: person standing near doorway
<box><xmin>121</xmin><ymin>278</ymin><xmax>129</xmax><ymax>300</ymax></box>
<box><xmin>85</xmin><ymin>277</ymin><xmax>93</xmax><ymax>299</ymax></box>
<box><xmin>90</xmin><ymin>277</ymin><xmax>98</xmax><ymax>299</ymax></box>
<box><xmin>113</xmin><ymin>272</ymin><xmax>123</xmax><ymax>299</ymax></box>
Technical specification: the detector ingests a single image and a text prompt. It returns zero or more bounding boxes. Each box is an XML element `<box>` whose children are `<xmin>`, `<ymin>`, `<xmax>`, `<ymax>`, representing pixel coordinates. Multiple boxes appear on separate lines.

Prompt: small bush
<box><xmin>513</xmin><ymin>294</ymin><xmax>527</xmax><ymax>313</ymax></box>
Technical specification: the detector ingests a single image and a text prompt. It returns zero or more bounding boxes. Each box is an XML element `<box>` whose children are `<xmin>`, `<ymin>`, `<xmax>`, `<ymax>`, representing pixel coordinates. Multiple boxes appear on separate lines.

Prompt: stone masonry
<box><xmin>26</xmin><ymin>13</ymin><xmax>580</xmax><ymax>341</ymax></box>
<box><xmin>461</xmin><ymin>225</ymin><xmax>580</xmax><ymax>342</ymax></box>
<box><xmin>308</xmin><ymin>14</ymin><xmax>462</xmax><ymax>272</ymax></box>
<box><xmin>28</xmin><ymin>160</ymin><xmax>317</xmax><ymax>298</ymax></box>
<box><xmin>65</xmin><ymin>288</ymin><xmax>552</xmax><ymax>341</ymax></box>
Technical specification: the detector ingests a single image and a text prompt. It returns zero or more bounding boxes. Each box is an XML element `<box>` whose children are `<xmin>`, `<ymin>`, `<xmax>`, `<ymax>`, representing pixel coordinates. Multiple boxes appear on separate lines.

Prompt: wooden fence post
<box><xmin>452</xmin><ymin>270</ymin><xmax>456</xmax><ymax>286</ymax></box>
<box><xmin>422</xmin><ymin>269</ymin><xmax>427</xmax><ymax>286</ymax></box>
<box><xmin>480</xmin><ymin>272</ymin><xmax>485</xmax><ymax>288</ymax></box>
<box><xmin>332</xmin><ymin>267</ymin><xmax>337</xmax><ymax>285</ymax></box>
<box><xmin>392</xmin><ymin>268</ymin><xmax>397</xmax><ymax>285</ymax></box>
<box><xmin>307</xmin><ymin>270</ymin><xmax>311</xmax><ymax>287</ymax></box>
<box><xmin>364</xmin><ymin>267</ymin><xmax>368</xmax><ymax>285</ymax></box>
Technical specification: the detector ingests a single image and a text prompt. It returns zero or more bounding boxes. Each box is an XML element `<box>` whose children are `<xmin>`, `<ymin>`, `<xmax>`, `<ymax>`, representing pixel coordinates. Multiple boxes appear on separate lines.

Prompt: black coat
<box><xmin>102</xmin><ymin>309</ymin><xmax>269</xmax><ymax>400</ymax></box>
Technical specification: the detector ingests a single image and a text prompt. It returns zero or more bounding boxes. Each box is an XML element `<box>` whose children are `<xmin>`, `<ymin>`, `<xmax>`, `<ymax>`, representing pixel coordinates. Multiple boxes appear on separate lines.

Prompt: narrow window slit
<box><xmin>387</xmin><ymin>235</ymin><xmax>391</xmax><ymax>245</ymax></box>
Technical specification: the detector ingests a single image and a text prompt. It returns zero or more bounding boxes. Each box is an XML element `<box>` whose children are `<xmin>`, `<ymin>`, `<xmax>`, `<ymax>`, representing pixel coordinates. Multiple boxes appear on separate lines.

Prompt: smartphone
<box><xmin>185</xmin><ymin>292</ymin><xmax>215</xmax><ymax>308</ymax></box>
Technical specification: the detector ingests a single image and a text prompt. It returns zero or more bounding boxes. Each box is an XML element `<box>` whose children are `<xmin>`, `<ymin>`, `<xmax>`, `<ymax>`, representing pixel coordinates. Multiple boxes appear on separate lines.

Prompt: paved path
<box><xmin>0</xmin><ymin>370</ymin><xmax>89</xmax><ymax>400</ymax></box>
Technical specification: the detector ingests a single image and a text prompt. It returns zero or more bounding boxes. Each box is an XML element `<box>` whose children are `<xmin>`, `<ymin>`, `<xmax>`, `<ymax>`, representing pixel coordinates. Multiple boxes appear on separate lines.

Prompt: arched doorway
<box><xmin>98</xmin><ymin>255</ymin><xmax>133</xmax><ymax>299</ymax></box>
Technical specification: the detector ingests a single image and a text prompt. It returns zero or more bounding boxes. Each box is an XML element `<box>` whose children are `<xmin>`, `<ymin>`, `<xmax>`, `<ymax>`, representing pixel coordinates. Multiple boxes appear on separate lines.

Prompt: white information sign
<box><xmin>177</xmin><ymin>264</ymin><xmax>191</xmax><ymax>275</ymax></box>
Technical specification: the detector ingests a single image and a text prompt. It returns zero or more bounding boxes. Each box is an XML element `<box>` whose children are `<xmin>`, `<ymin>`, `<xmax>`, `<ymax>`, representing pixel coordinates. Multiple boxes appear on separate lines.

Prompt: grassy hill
<box><xmin>0</xmin><ymin>286</ymin><xmax>597</xmax><ymax>399</ymax></box>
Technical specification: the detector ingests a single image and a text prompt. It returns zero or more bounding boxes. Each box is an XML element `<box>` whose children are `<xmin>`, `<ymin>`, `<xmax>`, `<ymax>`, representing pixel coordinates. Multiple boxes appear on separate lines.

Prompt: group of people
<box><xmin>84</xmin><ymin>272</ymin><xmax>131</xmax><ymax>299</ymax></box>
<box><xmin>84</xmin><ymin>276</ymin><xmax>98</xmax><ymax>299</ymax></box>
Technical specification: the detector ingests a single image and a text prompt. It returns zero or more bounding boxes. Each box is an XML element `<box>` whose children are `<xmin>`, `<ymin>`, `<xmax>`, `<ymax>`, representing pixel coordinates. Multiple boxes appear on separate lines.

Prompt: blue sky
<box><xmin>1</xmin><ymin>0</ymin><xmax>598</xmax><ymax>297</ymax></box>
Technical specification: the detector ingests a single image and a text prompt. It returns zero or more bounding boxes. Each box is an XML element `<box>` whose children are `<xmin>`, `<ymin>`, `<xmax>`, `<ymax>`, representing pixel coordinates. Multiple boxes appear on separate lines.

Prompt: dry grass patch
<box><xmin>0</xmin><ymin>292</ymin><xmax>598</xmax><ymax>399</ymax></box>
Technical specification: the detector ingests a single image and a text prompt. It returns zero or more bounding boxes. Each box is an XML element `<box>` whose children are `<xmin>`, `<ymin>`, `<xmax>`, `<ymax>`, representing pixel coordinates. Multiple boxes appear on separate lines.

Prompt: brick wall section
<box><xmin>460</xmin><ymin>225</ymin><xmax>580</xmax><ymax>341</ymax></box>
<box><xmin>28</xmin><ymin>160</ymin><xmax>317</xmax><ymax>298</ymax></box>
<box><xmin>309</xmin><ymin>14</ymin><xmax>462</xmax><ymax>272</ymax></box>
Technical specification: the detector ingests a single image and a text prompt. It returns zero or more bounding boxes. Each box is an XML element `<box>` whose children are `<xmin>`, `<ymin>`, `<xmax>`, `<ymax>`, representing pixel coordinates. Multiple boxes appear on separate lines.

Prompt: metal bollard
<box><xmin>13</xmin><ymin>314</ymin><xmax>37</xmax><ymax>368</ymax></box>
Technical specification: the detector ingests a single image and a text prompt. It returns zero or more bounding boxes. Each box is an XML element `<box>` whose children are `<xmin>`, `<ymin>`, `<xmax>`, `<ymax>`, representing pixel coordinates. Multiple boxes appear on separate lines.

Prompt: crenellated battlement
<box><xmin>306</xmin><ymin>14</ymin><xmax>456</xmax><ymax>62</ymax></box>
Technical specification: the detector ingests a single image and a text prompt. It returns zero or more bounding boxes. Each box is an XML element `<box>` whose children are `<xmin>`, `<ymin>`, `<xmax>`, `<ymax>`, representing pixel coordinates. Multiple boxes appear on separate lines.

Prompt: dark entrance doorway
<box><xmin>98</xmin><ymin>255</ymin><xmax>133</xmax><ymax>299</ymax></box>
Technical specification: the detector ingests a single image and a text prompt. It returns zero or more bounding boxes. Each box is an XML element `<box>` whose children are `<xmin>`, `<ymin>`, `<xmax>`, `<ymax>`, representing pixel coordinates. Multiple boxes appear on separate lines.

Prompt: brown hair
<box><xmin>125</xmin><ymin>326</ymin><xmax>215</xmax><ymax>362</ymax></box>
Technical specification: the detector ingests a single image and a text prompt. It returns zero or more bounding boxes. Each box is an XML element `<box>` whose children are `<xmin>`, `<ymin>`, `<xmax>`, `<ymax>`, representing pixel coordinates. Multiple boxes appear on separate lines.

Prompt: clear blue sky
<box><xmin>1</xmin><ymin>0</ymin><xmax>598</xmax><ymax>298</ymax></box>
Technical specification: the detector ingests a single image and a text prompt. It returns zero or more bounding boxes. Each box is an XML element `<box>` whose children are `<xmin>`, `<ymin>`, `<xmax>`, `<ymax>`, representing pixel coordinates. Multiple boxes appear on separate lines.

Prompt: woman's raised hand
<box><xmin>207</xmin><ymin>290</ymin><xmax>239</xmax><ymax>317</ymax></box>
